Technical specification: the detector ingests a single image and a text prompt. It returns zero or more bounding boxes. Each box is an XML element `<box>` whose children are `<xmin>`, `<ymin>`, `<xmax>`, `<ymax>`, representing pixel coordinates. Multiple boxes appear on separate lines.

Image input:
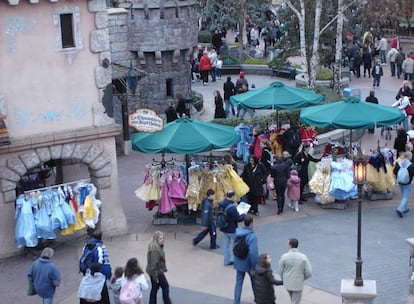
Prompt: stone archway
<box><xmin>0</xmin><ymin>142</ymin><xmax>112</xmax><ymax>203</ymax></box>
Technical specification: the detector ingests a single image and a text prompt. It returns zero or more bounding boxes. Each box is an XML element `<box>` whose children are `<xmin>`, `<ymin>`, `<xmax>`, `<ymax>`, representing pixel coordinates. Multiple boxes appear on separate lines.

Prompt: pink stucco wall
<box><xmin>0</xmin><ymin>1</ymin><xmax>98</xmax><ymax>138</ymax></box>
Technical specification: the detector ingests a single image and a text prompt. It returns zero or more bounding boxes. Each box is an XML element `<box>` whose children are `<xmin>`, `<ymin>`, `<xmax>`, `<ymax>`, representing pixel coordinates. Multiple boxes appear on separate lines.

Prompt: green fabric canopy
<box><xmin>300</xmin><ymin>97</ymin><xmax>405</xmax><ymax>129</ymax></box>
<box><xmin>230</xmin><ymin>81</ymin><xmax>324</xmax><ymax>110</ymax></box>
<box><xmin>131</xmin><ymin>117</ymin><xmax>240</xmax><ymax>154</ymax></box>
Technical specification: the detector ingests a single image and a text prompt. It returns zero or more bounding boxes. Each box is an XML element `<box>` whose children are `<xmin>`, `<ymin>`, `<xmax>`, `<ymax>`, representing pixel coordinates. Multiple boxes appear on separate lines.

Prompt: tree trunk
<box><xmin>238</xmin><ymin>0</ymin><xmax>246</xmax><ymax>59</ymax></box>
<box><xmin>287</xmin><ymin>1</ymin><xmax>308</xmax><ymax>79</ymax></box>
<box><xmin>309</xmin><ymin>0</ymin><xmax>322</xmax><ymax>89</ymax></box>
<box><xmin>333</xmin><ymin>0</ymin><xmax>344</xmax><ymax>94</ymax></box>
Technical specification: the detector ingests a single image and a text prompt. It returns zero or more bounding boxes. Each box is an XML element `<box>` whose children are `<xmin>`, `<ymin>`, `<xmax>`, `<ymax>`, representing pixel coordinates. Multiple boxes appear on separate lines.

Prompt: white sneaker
<box><xmin>295</xmin><ymin>207</ymin><xmax>299</xmax><ymax>212</ymax></box>
<box><xmin>288</xmin><ymin>203</ymin><xmax>293</xmax><ymax>209</ymax></box>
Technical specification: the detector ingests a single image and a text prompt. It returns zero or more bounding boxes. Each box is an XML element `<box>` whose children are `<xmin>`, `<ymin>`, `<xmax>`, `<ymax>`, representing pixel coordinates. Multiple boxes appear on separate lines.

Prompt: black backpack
<box><xmin>216</xmin><ymin>204</ymin><xmax>233</xmax><ymax>229</ymax></box>
<box><xmin>233</xmin><ymin>235</ymin><xmax>249</xmax><ymax>259</ymax></box>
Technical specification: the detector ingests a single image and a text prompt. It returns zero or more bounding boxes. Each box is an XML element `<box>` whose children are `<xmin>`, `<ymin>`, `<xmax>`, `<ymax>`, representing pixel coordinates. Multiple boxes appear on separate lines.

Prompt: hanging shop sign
<box><xmin>129</xmin><ymin>108</ymin><xmax>164</xmax><ymax>133</ymax></box>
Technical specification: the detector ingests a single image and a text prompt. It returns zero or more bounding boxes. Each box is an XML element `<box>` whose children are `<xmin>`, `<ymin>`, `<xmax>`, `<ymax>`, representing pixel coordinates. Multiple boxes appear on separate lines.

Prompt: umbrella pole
<box><xmin>185</xmin><ymin>154</ymin><xmax>190</xmax><ymax>185</ymax></box>
<box><xmin>350</xmin><ymin>130</ymin><xmax>353</xmax><ymax>157</ymax></box>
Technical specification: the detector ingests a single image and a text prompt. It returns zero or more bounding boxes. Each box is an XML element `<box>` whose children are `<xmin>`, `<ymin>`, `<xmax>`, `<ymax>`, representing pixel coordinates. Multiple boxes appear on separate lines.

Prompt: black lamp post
<box><xmin>184</xmin><ymin>92</ymin><xmax>193</xmax><ymax>118</ymax></box>
<box><xmin>353</xmin><ymin>148</ymin><xmax>367</xmax><ymax>287</ymax></box>
<box><xmin>120</xmin><ymin>66</ymin><xmax>139</xmax><ymax>141</ymax></box>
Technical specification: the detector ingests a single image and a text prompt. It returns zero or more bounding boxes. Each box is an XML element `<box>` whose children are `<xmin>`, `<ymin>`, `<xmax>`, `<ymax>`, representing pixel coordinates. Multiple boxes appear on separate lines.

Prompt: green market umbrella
<box><xmin>131</xmin><ymin>117</ymin><xmax>241</xmax><ymax>154</ymax></box>
<box><xmin>230</xmin><ymin>81</ymin><xmax>324</xmax><ymax>110</ymax></box>
<box><xmin>300</xmin><ymin>97</ymin><xmax>404</xmax><ymax>129</ymax></box>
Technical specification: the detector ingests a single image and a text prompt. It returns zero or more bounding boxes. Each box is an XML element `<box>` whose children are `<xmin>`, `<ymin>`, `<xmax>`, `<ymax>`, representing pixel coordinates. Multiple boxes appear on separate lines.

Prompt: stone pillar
<box><xmin>406</xmin><ymin>238</ymin><xmax>414</xmax><ymax>301</ymax></box>
<box><xmin>340</xmin><ymin>279</ymin><xmax>377</xmax><ymax>304</ymax></box>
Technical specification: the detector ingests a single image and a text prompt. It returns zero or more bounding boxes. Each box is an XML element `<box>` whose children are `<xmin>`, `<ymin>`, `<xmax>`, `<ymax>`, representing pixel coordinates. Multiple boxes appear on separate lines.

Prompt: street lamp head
<box><xmin>127</xmin><ymin>68</ymin><xmax>139</xmax><ymax>95</ymax></box>
<box><xmin>353</xmin><ymin>148</ymin><xmax>367</xmax><ymax>185</ymax></box>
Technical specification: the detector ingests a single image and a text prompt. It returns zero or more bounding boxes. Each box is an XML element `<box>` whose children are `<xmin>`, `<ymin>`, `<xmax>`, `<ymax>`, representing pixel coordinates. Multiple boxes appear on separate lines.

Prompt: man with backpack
<box><xmin>233</xmin><ymin>214</ymin><xmax>258</xmax><ymax>304</ymax></box>
<box><xmin>218</xmin><ymin>190</ymin><xmax>246</xmax><ymax>266</ymax></box>
<box><xmin>393</xmin><ymin>151</ymin><xmax>414</xmax><ymax>218</ymax></box>
<box><xmin>79</xmin><ymin>229</ymin><xmax>112</xmax><ymax>279</ymax></box>
<box><xmin>192</xmin><ymin>189</ymin><xmax>219</xmax><ymax>249</ymax></box>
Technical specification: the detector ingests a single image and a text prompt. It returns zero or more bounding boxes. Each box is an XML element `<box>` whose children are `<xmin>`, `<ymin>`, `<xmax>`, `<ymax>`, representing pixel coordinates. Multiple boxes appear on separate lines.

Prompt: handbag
<box><xmin>27</xmin><ymin>279</ymin><xmax>36</xmax><ymax>296</ymax></box>
<box><xmin>405</xmin><ymin>105</ymin><xmax>414</xmax><ymax>116</ymax></box>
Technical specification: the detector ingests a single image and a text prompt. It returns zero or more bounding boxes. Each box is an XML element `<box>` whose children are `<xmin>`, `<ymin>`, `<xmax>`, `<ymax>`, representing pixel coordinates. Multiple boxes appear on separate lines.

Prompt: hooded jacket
<box><xmin>218</xmin><ymin>198</ymin><xmax>245</xmax><ymax>233</ymax></box>
<box><xmin>254</xmin><ymin>260</ymin><xmax>283</xmax><ymax>304</ymax></box>
<box><xmin>233</xmin><ymin>226</ymin><xmax>258</xmax><ymax>273</ymax></box>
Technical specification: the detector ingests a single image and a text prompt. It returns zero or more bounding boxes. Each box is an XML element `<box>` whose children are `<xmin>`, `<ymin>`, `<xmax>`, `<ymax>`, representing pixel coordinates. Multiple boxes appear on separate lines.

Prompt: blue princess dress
<box><xmin>15</xmin><ymin>195</ymin><xmax>38</xmax><ymax>248</ymax></box>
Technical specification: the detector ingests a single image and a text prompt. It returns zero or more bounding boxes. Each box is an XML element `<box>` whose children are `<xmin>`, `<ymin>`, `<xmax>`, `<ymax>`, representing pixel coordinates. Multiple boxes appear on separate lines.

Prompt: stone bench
<box><xmin>271</xmin><ymin>66</ymin><xmax>297</xmax><ymax>80</ymax></box>
<box><xmin>221</xmin><ymin>64</ymin><xmax>241</xmax><ymax>75</ymax></box>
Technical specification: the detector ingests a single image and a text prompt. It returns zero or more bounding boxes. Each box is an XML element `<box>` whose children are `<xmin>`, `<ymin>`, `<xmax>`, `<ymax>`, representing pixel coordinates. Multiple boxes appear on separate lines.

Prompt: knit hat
<box><xmin>239</xmin><ymin>71</ymin><xmax>245</xmax><ymax>78</ymax></box>
<box><xmin>290</xmin><ymin>169</ymin><xmax>298</xmax><ymax>176</ymax></box>
<box><xmin>41</xmin><ymin>247</ymin><xmax>54</xmax><ymax>258</ymax></box>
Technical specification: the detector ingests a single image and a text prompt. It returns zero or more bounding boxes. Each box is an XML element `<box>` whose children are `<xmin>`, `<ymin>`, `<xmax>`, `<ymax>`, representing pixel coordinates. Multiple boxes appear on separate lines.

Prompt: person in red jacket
<box><xmin>198</xmin><ymin>51</ymin><xmax>212</xmax><ymax>85</ymax></box>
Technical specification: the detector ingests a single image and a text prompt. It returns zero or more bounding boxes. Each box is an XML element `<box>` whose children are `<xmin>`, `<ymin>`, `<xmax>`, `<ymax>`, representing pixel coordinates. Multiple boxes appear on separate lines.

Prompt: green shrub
<box><xmin>242</xmin><ymin>58</ymin><xmax>270</xmax><ymax>65</ymax></box>
<box><xmin>198</xmin><ymin>31</ymin><xmax>212</xmax><ymax>44</ymax></box>
<box><xmin>316</xmin><ymin>67</ymin><xmax>334</xmax><ymax>80</ymax></box>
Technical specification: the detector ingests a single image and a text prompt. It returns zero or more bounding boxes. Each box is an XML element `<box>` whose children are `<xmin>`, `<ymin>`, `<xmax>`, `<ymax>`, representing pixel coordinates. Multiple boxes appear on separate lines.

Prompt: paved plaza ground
<box><xmin>2</xmin><ymin>47</ymin><xmax>414</xmax><ymax>303</ymax></box>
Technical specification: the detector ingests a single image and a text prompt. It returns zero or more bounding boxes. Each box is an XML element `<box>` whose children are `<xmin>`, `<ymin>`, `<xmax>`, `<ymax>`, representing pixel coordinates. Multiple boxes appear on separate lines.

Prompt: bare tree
<box><xmin>286</xmin><ymin>0</ymin><xmax>323</xmax><ymax>89</ymax></box>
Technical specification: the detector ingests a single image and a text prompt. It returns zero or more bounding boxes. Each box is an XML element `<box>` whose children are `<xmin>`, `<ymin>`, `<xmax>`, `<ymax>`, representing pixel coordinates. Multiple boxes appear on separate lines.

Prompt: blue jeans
<box><xmin>402</xmin><ymin>116</ymin><xmax>409</xmax><ymax>132</ymax></box>
<box><xmin>373</xmin><ymin>75</ymin><xmax>381</xmax><ymax>87</ymax></box>
<box><xmin>42</xmin><ymin>297</ymin><xmax>53</xmax><ymax>304</ymax></box>
<box><xmin>223</xmin><ymin>232</ymin><xmax>235</xmax><ymax>265</ymax></box>
<box><xmin>149</xmin><ymin>273</ymin><xmax>172</xmax><ymax>304</ymax></box>
<box><xmin>397</xmin><ymin>184</ymin><xmax>412</xmax><ymax>213</ymax></box>
<box><xmin>380</xmin><ymin>50</ymin><xmax>386</xmax><ymax>64</ymax></box>
<box><xmin>193</xmin><ymin>223</ymin><xmax>217</xmax><ymax>248</ymax></box>
<box><xmin>234</xmin><ymin>270</ymin><xmax>256</xmax><ymax>304</ymax></box>
<box><xmin>224</xmin><ymin>99</ymin><xmax>235</xmax><ymax>116</ymax></box>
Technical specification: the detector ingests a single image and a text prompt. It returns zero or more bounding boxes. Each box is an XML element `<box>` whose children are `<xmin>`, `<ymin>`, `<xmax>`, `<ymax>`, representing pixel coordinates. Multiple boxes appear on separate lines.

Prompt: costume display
<box><xmin>15</xmin><ymin>180</ymin><xmax>99</xmax><ymax>248</ymax></box>
<box><xmin>309</xmin><ymin>147</ymin><xmax>396</xmax><ymax>205</ymax></box>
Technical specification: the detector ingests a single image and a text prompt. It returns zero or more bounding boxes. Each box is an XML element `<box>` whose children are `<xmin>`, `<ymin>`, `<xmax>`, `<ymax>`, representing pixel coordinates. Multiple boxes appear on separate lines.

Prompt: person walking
<box><xmin>79</xmin><ymin>262</ymin><xmax>110</xmax><ymax>304</ymax></box>
<box><xmin>396</xmin><ymin>48</ymin><xmax>406</xmax><ymax>79</ymax></box>
<box><xmin>362</xmin><ymin>46</ymin><xmax>372</xmax><ymax>78</ymax></box>
<box><xmin>233</xmin><ymin>214</ymin><xmax>259</xmax><ymax>304</ymax></box>
<box><xmin>293</xmin><ymin>143</ymin><xmax>320</xmax><ymax>202</ymax></box>
<box><xmin>365</xmin><ymin>90</ymin><xmax>379</xmax><ymax>133</ymax></box>
<box><xmin>192</xmin><ymin>189</ymin><xmax>220</xmax><ymax>249</ymax></box>
<box><xmin>175</xmin><ymin>93</ymin><xmax>187</xmax><ymax>118</ymax></box>
<box><xmin>376</xmin><ymin>36</ymin><xmax>388</xmax><ymax>65</ymax></box>
<box><xmin>402</xmin><ymin>53</ymin><xmax>414</xmax><ymax>82</ymax></box>
<box><xmin>146</xmin><ymin>231</ymin><xmax>172</xmax><ymax>304</ymax></box>
<box><xmin>213</xmin><ymin>90</ymin><xmax>226</xmax><ymax>119</ymax></box>
<box><xmin>254</xmin><ymin>253</ymin><xmax>283</xmax><ymax>304</ymax></box>
<box><xmin>394</xmin><ymin>151</ymin><xmax>414</xmax><ymax>218</ymax></box>
<box><xmin>235</xmin><ymin>71</ymin><xmax>248</xmax><ymax>117</ymax></box>
<box><xmin>372</xmin><ymin>59</ymin><xmax>383</xmax><ymax>87</ymax></box>
<box><xmin>287</xmin><ymin>170</ymin><xmax>301</xmax><ymax>212</ymax></box>
<box><xmin>270</xmin><ymin>154</ymin><xmax>291</xmax><ymax>214</ymax></box>
<box><xmin>122</xmin><ymin>257</ymin><xmax>149</xmax><ymax>304</ymax></box>
<box><xmin>218</xmin><ymin>190</ymin><xmax>246</xmax><ymax>266</ymax></box>
<box><xmin>79</xmin><ymin>229</ymin><xmax>112</xmax><ymax>280</ymax></box>
<box><xmin>279</xmin><ymin>238</ymin><xmax>312</xmax><ymax>304</ymax></box>
<box><xmin>223</xmin><ymin>76</ymin><xmax>236</xmax><ymax>117</ymax></box>
<box><xmin>109</xmin><ymin>267</ymin><xmax>124</xmax><ymax>304</ymax></box>
<box><xmin>198</xmin><ymin>51</ymin><xmax>212</xmax><ymax>85</ymax></box>
<box><xmin>388</xmin><ymin>46</ymin><xmax>399</xmax><ymax>77</ymax></box>
<box><xmin>392</xmin><ymin>95</ymin><xmax>410</xmax><ymax>132</ymax></box>
<box><xmin>27</xmin><ymin>247</ymin><xmax>61</xmax><ymax>304</ymax></box>
<box><xmin>241</xmin><ymin>155</ymin><xmax>267</xmax><ymax>215</ymax></box>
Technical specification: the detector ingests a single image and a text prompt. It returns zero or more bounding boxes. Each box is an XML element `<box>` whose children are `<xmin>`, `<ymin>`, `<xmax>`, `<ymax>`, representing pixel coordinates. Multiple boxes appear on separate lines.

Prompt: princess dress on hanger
<box><xmin>225</xmin><ymin>165</ymin><xmax>250</xmax><ymax>200</ymax></box>
<box><xmin>329</xmin><ymin>159</ymin><xmax>357</xmax><ymax>200</ymax></box>
<box><xmin>135</xmin><ymin>167</ymin><xmax>153</xmax><ymax>201</ymax></box>
<box><xmin>186</xmin><ymin>171</ymin><xmax>201</xmax><ymax>211</ymax></box>
<box><xmin>309</xmin><ymin>161</ymin><xmax>335</xmax><ymax>204</ymax></box>
<box><xmin>158</xmin><ymin>173</ymin><xmax>175</xmax><ymax>214</ymax></box>
<box><xmin>32</xmin><ymin>192</ymin><xmax>56</xmax><ymax>240</ymax></box>
<box><xmin>168</xmin><ymin>170</ymin><xmax>187</xmax><ymax>205</ymax></box>
<box><xmin>15</xmin><ymin>195</ymin><xmax>38</xmax><ymax>248</ymax></box>
<box><xmin>144</xmin><ymin>167</ymin><xmax>161</xmax><ymax>202</ymax></box>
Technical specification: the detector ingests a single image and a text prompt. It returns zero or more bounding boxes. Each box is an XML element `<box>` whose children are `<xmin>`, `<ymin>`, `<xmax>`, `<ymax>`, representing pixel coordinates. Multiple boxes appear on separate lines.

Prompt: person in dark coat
<box><xmin>293</xmin><ymin>143</ymin><xmax>320</xmax><ymax>202</ymax></box>
<box><xmin>223</xmin><ymin>76</ymin><xmax>236</xmax><ymax>117</ymax></box>
<box><xmin>365</xmin><ymin>90</ymin><xmax>379</xmax><ymax>133</ymax></box>
<box><xmin>218</xmin><ymin>190</ymin><xmax>245</xmax><ymax>266</ymax></box>
<box><xmin>362</xmin><ymin>46</ymin><xmax>372</xmax><ymax>78</ymax></box>
<box><xmin>213</xmin><ymin>90</ymin><xmax>226</xmax><ymax>118</ymax></box>
<box><xmin>394</xmin><ymin>128</ymin><xmax>409</xmax><ymax>157</ymax></box>
<box><xmin>164</xmin><ymin>102</ymin><xmax>178</xmax><ymax>123</ymax></box>
<box><xmin>254</xmin><ymin>253</ymin><xmax>283</xmax><ymax>304</ymax></box>
<box><xmin>175</xmin><ymin>93</ymin><xmax>187</xmax><ymax>118</ymax></box>
<box><xmin>241</xmin><ymin>155</ymin><xmax>267</xmax><ymax>215</ymax></box>
<box><xmin>192</xmin><ymin>189</ymin><xmax>219</xmax><ymax>249</ymax></box>
<box><xmin>270</xmin><ymin>154</ymin><xmax>291</xmax><ymax>214</ymax></box>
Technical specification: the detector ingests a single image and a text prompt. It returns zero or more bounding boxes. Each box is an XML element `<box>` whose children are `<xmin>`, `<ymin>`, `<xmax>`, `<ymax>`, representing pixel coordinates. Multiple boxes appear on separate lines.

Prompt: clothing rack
<box><xmin>153</xmin><ymin>153</ymin><xmax>175</xmax><ymax>168</ymax></box>
<box><xmin>24</xmin><ymin>178</ymin><xmax>91</xmax><ymax>194</ymax></box>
